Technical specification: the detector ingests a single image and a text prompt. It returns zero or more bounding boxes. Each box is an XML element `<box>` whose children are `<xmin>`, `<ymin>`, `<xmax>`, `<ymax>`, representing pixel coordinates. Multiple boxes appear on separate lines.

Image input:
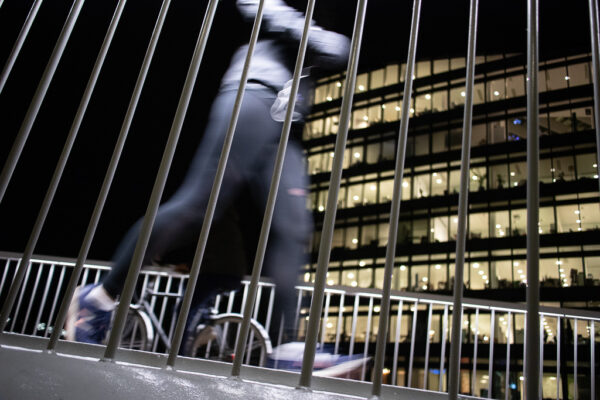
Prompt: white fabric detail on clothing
<box><xmin>270</xmin><ymin>77</ymin><xmax>307</xmax><ymax>122</ymax></box>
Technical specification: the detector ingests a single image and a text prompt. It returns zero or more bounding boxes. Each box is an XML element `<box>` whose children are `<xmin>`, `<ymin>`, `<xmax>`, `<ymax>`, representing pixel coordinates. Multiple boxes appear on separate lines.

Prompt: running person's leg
<box><xmin>67</xmin><ymin>88</ymin><xmax>283</xmax><ymax>343</ymax></box>
<box><xmin>252</xmin><ymin>137</ymin><xmax>313</xmax><ymax>343</ymax></box>
<box><xmin>102</xmin><ymin>88</ymin><xmax>281</xmax><ymax>297</ymax></box>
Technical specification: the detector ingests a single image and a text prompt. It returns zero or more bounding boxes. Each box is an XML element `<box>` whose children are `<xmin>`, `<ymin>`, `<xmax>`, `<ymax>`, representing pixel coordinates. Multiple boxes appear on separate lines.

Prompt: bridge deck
<box><xmin>0</xmin><ymin>333</ymin><xmax>447</xmax><ymax>400</ymax></box>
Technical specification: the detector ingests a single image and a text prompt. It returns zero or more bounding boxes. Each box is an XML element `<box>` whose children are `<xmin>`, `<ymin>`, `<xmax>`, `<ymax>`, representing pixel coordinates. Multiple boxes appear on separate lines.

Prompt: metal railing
<box><xmin>1</xmin><ymin>251</ymin><xmax>598</xmax><ymax>399</ymax></box>
<box><xmin>1</xmin><ymin>0</ymin><xmax>600</xmax><ymax>399</ymax></box>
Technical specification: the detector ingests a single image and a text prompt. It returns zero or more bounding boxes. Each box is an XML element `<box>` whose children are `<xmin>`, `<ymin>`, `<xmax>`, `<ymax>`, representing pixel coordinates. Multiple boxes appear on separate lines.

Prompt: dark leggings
<box><xmin>102</xmin><ymin>87</ymin><xmax>312</xmax><ymax>337</ymax></box>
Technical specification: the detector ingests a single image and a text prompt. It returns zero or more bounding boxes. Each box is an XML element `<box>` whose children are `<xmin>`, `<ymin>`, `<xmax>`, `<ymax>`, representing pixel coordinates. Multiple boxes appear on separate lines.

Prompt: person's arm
<box><xmin>237</xmin><ymin>0</ymin><xmax>350</xmax><ymax>68</ymax></box>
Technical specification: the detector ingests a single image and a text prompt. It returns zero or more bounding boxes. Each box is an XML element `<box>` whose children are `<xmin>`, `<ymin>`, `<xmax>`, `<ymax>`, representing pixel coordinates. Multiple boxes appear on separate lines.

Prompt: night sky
<box><xmin>0</xmin><ymin>0</ymin><xmax>592</xmax><ymax>262</ymax></box>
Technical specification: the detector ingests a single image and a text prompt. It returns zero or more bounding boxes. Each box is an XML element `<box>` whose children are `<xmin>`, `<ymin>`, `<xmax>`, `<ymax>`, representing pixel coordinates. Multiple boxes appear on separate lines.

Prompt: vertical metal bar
<box><xmin>152</xmin><ymin>276</ymin><xmax>172</xmax><ymax>352</ymax></box>
<box><xmin>294</xmin><ymin>288</ymin><xmax>303</xmax><ymax>335</ymax></box>
<box><xmin>204</xmin><ymin>290</ymin><xmax>221</xmax><ymax>358</ymax></box>
<box><xmin>0</xmin><ymin>259</ymin><xmax>10</xmax><ymax>294</ymax></box>
<box><xmin>574</xmin><ymin>319</ymin><xmax>578</xmax><ymax>400</ymax></box>
<box><xmin>488</xmin><ymin>309</ymin><xmax>495</xmax><ymax>398</ymax></box>
<box><xmin>0</xmin><ymin>0</ymin><xmax>85</xmax><ymax>206</ymax></box>
<box><xmin>371</xmin><ymin>0</ymin><xmax>422</xmax><ymax>395</ymax></box>
<box><xmin>361</xmin><ymin>296</ymin><xmax>374</xmax><ymax>381</ymax></box>
<box><xmin>320</xmin><ymin>292</ymin><xmax>331</xmax><ymax>348</ymax></box>
<box><xmin>591</xmin><ymin>320</ymin><xmax>595</xmax><ymax>400</ymax></box>
<box><xmin>240</xmin><ymin>283</ymin><xmax>249</xmax><ymax>314</ymax></box>
<box><xmin>556</xmin><ymin>317</ymin><xmax>560</xmax><ymax>400</ymax></box>
<box><xmin>264</xmin><ymin>285</ymin><xmax>275</xmax><ymax>333</ymax></box>
<box><xmin>523</xmin><ymin>312</ymin><xmax>527</xmax><ymax>394</ymax></box>
<box><xmin>106</xmin><ymin>0</ymin><xmax>220</xmax><ymax>362</ymax></box>
<box><xmin>448</xmin><ymin>0</ymin><xmax>479</xmax><ymax>398</ymax></box>
<box><xmin>0</xmin><ymin>0</ymin><xmax>44</xmax><ymax>94</ymax></box>
<box><xmin>233</xmin><ymin>0</ymin><xmax>317</xmax><ymax>377</ymax></box>
<box><xmin>34</xmin><ymin>264</ymin><xmax>55</xmax><ymax>336</ymax></box>
<box><xmin>258</xmin><ymin>285</ymin><xmax>275</xmax><ymax>366</ymax></box>
<box><xmin>45</xmin><ymin>266</ymin><xmax>66</xmax><ymax>337</ymax></box>
<box><xmin>349</xmin><ymin>295</ymin><xmax>360</xmax><ymax>356</ymax></box>
<box><xmin>21</xmin><ymin>263</ymin><xmax>43</xmax><ymax>334</ymax></box>
<box><xmin>505</xmin><ymin>312</ymin><xmax>512</xmax><ymax>400</ymax></box>
<box><xmin>9</xmin><ymin>260</ymin><xmax>32</xmax><ymax>332</ymax></box>
<box><xmin>298</xmin><ymin>0</ymin><xmax>368</xmax><ymax>389</ymax></box>
<box><xmin>274</xmin><ymin>317</ymin><xmax>285</xmax><ymax>369</ymax></box>
<box><xmin>216</xmin><ymin>290</ymin><xmax>236</xmax><ymax>359</ymax></box>
<box><xmin>471</xmin><ymin>308</ymin><xmax>480</xmax><ymax>396</ymax></box>
<box><xmin>334</xmin><ymin>293</ymin><xmax>344</xmax><ymax>355</ymax></box>
<box><xmin>47</xmin><ymin>0</ymin><xmax>170</xmax><ymax>351</ymax></box>
<box><xmin>588</xmin><ymin>0</ymin><xmax>600</xmax><ymax>192</ymax></box>
<box><xmin>440</xmin><ymin>304</ymin><xmax>449</xmax><ymax>392</ymax></box>
<box><xmin>81</xmin><ymin>268</ymin><xmax>89</xmax><ymax>286</ymax></box>
<box><xmin>391</xmin><ymin>300</ymin><xmax>403</xmax><ymax>387</ymax></box>
<box><xmin>245</xmin><ymin>285</ymin><xmax>263</xmax><ymax>365</ymax></box>
<box><xmin>127</xmin><ymin>317</ymin><xmax>139</xmax><ymax>349</ymax></box>
<box><xmin>540</xmin><ymin>315</ymin><xmax>544</xmax><ymax>397</ymax></box>
<box><xmin>232</xmin><ymin>283</ymin><xmax>248</xmax><ymax>349</ymax></box>
<box><xmin>525</xmin><ymin>0</ymin><xmax>541</xmax><ymax>398</ymax></box>
<box><xmin>407</xmin><ymin>301</ymin><xmax>419</xmax><ymax>387</ymax></box>
<box><xmin>93</xmin><ymin>268</ymin><xmax>102</xmax><ymax>284</ymax></box>
<box><xmin>167</xmin><ymin>278</ymin><xmax>185</xmax><ymax>346</ymax></box>
<box><xmin>149</xmin><ymin>276</ymin><xmax>160</xmax><ymax>315</ymax></box>
<box><xmin>139</xmin><ymin>274</ymin><xmax>150</xmax><ymax>304</ymax></box>
<box><xmin>423</xmin><ymin>303</ymin><xmax>433</xmax><ymax>390</ymax></box>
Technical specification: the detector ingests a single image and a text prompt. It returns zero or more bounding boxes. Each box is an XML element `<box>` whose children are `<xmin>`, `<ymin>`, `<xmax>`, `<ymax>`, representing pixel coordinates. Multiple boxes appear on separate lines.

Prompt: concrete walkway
<box><xmin>0</xmin><ymin>334</ymin><xmax>446</xmax><ymax>400</ymax></box>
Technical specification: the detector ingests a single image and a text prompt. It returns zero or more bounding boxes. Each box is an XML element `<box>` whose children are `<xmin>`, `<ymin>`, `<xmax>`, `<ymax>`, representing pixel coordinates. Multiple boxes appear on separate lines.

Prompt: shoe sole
<box><xmin>65</xmin><ymin>286</ymin><xmax>81</xmax><ymax>341</ymax></box>
<box><xmin>313</xmin><ymin>357</ymin><xmax>370</xmax><ymax>378</ymax></box>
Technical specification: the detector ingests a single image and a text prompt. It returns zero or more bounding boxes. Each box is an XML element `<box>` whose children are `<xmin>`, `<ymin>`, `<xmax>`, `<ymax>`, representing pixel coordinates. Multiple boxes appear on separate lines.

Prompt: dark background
<box><xmin>0</xmin><ymin>0</ymin><xmax>592</xmax><ymax>261</ymax></box>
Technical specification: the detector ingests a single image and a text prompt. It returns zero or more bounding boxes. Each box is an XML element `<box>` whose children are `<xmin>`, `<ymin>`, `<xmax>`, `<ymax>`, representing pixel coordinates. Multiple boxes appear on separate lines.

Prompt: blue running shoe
<box><xmin>66</xmin><ymin>284</ymin><xmax>112</xmax><ymax>344</ymax></box>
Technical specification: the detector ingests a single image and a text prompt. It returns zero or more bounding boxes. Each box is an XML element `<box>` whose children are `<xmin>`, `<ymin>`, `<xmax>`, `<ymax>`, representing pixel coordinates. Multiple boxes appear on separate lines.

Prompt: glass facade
<box><xmin>302</xmin><ymin>53</ymin><xmax>600</xmax><ymax>299</ymax></box>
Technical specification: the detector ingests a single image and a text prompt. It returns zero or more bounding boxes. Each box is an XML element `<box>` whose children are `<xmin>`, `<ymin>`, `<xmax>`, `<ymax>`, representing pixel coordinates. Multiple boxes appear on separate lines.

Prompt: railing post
<box><xmin>370</xmin><ymin>0</ymin><xmax>422</xmax><ymax>396</ymax></box>
<box><xmin>539</xmin><ymin>315</ymin><xmax>544</xmax><ymax>397</ymax></box>
<box><xmin>488</xmin><ymin>309</ymin><xmax>495</xmax><ymax>398</ymax></box>
<box><xmin>525</xmin><ymin>0</ymin><xmax>541</xmax><ymax>398</ymax></box>
<box><xmin>349</xmin><ymin>295</ymin><xmax>360</xmax><ymax>357</ymax></box>
<box><xmin>0</xmin><ymin>0</ymin><xmax>44</xmax><ymax>94</ymax></box>
<box><xmin>448</xmin><ymin>0</ymin><xmax>479</xmax><ymax>398</ymax></box>
<box><xmin>591</xmin><ymin>320</ymin><xmax>596</xmax><ymax>400</ymax></box>
<box><xmin>407</xmin><ymin>300</ymin><xmax>418</xmax><ymax>387</ymax></box>
<box><xmin>297</xmin><ymin>0</ymin><xmax>368</xmax><ymax>389</ymax></box>
<box><xmin>423</xmin><ymin>303</ymin><xmax>433</xmax><ymax>390</ymax></box>
<box><xmin>556</xmin><ymin>317</ymin><xmax>561</xmax><ymax>400</ymax></box>
<box><xmin>471</xmin><ymin>308</ymin><xmax>479</xmax><ymax>396</ymax></box>
<box><xmin>574</xmin><ymin>319</ymin><xmax>578</xmax><ymax>400</ymax></box>
<box><xmin>505</xmin><ymin>312</ymin><xmax>512</xmax><ymax>400</ymax></box>
<box><xmin>440</xmin><ymin>304</ymin><xmax>449</xmax><ymax>392</ymax></box>
<box><xmin>334</xmin><ymin>293</ymin><xmax>344</xmax><ymax>355</ymax></box>
<box><xmin>392</xmin><ymin>299</ymin><xmax>404</xmax><ymax>387</ymax></box>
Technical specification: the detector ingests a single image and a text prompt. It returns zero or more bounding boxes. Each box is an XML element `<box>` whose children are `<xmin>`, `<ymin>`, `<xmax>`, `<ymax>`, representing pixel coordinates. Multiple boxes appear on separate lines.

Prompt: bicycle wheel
<box><xmin>187</xmin><ymin>313</ymin><xmax>272</xmax><ymax>367</ymax></box>
<box><xmin>117</xmin><ymin>306</ymin><xmax>153</xmax><ymax>351</ymax></box>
